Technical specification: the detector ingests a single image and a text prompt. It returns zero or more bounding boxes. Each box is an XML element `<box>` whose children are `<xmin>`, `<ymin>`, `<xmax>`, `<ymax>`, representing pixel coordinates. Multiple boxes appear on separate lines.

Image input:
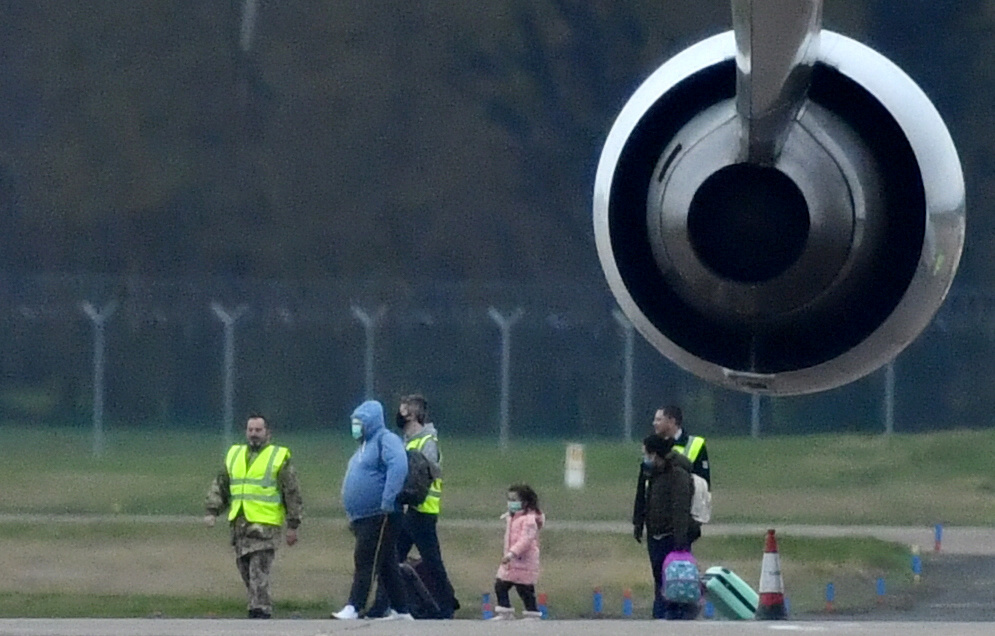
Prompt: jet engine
<box><xmin>593</xmin><ymin>1</ymin><xmax>964</xmax><ymax>395</ymax></box>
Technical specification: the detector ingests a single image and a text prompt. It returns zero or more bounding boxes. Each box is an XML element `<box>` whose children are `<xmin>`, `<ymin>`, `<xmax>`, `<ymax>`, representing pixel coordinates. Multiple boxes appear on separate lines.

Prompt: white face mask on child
<box><xmin>507</xmin><ymin>500</ymin><xmax>522</xmax><ymax>513</ymax></box>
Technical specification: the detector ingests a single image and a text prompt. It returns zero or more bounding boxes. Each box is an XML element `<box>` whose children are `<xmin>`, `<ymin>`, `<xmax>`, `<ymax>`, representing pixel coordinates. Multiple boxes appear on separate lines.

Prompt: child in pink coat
<box><xmin>491</xmin><ymin>484</ymin><xmax>545</xmax><ymax>620</ymax></box>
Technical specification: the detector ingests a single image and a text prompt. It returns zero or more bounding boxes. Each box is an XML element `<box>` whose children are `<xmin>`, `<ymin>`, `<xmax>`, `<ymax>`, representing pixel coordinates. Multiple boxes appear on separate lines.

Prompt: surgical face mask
<box><xmin>507</xmin><ymin>500</ymin><xmax>523</xmax><ymax>513</ymax></box>
<box><xmin>351</xmin><ymin>420</ymin><xmax>363</xmax><ymax>440</ymax></box>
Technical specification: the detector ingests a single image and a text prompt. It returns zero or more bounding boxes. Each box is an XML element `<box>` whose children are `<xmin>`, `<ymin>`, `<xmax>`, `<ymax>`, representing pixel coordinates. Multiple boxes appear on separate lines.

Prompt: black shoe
<box><xmin>248</xmin><ymin>608</ymin><xmax>271</xmax><ymax>619</ymax></box>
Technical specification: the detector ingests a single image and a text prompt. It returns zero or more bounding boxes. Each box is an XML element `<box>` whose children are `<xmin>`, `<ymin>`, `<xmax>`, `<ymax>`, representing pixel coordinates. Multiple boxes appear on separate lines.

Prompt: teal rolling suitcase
<box><xmin>702</xmin><ymin>566</ymin><xmax>758</xmax><ymax>620</ymax></box>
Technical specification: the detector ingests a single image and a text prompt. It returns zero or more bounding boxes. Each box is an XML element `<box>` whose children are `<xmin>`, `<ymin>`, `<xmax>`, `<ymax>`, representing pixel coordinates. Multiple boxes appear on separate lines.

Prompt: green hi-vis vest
<box><xmin>226</xmin><ymin>444</ymin><xmax>290</xmax><ymax>526</ymax></box>
<box><xmin>406</xmin><ymin>434</ymin><xmax>442</xmax><ymax>515</ymax></box>
<box><xmin>674</xmin><ymin>435</ymin><xmax>705</xmax><ymax>463</ymax></box>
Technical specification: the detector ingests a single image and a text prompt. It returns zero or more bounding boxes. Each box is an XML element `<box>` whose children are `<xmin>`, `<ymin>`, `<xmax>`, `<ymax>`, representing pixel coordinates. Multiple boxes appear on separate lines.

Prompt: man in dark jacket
<box><xmin>633</xmin><ymin>434</ymin><xmax>694</xmax><ymax>620</ymax></box>
<box><xmin>633</xmin><ymin>405</ymin><xmax>709</xmax><ymax>546</ymax></box>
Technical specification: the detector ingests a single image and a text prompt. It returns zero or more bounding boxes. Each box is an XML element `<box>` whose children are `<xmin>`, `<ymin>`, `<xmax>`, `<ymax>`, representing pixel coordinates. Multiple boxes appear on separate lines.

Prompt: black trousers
<box><xmin>648</xmin><ymin>534</ymin><xmax>699</xmax><ymax>620</ymax></box>
<box><xmin>397</xmin><ymin>509</ymin><xmax>457</xmax><ymax>617</ymax></box>
<box><xmin>494</xmin><ymin>578</ymin><xmax>537</xmax><ymax>611</ymax></box>
<box><xmin>347</xmin><ymin>512</ymin><xmax>408</xmax><ymax>614</ymax></box>
<box><xmin>648</xmin><ymin>534</ymin><xmax>675</xmax><ymax>619</ymax></box>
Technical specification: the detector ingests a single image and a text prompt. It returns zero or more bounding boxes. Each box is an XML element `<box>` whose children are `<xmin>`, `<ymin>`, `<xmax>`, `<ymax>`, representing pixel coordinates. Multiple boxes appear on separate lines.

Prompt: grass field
<box><xmin>1</xmin><ymin>424</ymin><xmax>991</xmax><ymax>617</ymax></box>
<box><xmin>6</xmin><ymin>425</ymin><xmax>995</xmax><ymax>524</ymax></box>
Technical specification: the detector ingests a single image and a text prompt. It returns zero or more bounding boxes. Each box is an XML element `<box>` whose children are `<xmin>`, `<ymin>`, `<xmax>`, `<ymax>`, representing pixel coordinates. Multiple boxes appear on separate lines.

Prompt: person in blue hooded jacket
<box><xmin>332</xmin><ymin>400</ymin><xmax>412</xmax><ymax>621</ymax></box>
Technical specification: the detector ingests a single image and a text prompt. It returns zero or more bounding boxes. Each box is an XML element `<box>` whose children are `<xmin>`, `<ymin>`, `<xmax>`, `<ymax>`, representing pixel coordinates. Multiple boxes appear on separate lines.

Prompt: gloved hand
<box><xmin>633</xmin><ymin>525</ymin><xmax>643</xmax><ymax>543</ymax></box>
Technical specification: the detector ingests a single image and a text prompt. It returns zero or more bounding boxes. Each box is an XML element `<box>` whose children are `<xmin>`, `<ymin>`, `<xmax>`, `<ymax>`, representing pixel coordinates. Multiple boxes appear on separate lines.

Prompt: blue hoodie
<box><xmin>341</xmin><ymin>400</ymin><xmax>408</xmax><ymax>522</ymax></box>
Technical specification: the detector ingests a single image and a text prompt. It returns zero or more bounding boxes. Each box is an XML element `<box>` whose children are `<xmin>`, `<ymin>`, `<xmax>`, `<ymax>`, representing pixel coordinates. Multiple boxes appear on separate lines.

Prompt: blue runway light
<box><xmin>482</xmin><ymin>592</ymin><xmax>493</xmax><ymax>620</ymax></box>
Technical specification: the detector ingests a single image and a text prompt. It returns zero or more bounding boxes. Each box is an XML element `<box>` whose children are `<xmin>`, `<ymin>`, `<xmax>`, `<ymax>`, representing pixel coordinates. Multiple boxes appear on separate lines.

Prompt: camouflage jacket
<box><xmin>205</xmin><ymin>446</ymin><xmax>303</xmax><ymax>556</ymax></box>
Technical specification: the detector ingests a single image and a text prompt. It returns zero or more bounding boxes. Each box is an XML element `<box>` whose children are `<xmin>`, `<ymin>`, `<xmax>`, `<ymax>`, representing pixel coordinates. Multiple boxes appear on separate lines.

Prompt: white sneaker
<box><xmin>331</xmin><ymin>604</ymin><xmax>359</xmax><ymax>620</ymax></box>
<box><xmin>489</xmin><ymin>606</ymin><xmax>516</xmax><ymax>620</ymax></box>
<box><xmin>375</xmin><ymin>609</ymin><xmax>415</xmax><ymax>621</ymax></box>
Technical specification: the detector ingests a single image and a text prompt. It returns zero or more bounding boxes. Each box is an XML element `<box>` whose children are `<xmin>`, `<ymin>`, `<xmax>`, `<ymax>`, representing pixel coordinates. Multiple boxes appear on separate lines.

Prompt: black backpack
<box><xmin>398</xmin><ymin>448</ymin><xmax>434</xmax><ymax>506</ymax></box>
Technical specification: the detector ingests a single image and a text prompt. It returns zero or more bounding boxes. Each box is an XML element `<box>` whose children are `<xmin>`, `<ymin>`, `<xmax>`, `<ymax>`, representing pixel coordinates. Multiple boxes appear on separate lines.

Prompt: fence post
<box><xmin>883</xmin><ymin>360</ymin><xmax>895</xmax><ymax>435</ymax></box>
<box><xmin>82</xmin><ymin>300</ymin><xmax>118</xmax><ymax>458</ymax></box>
<box><xmin>488</xmin><ymin>307</ymin><xmax>523</xmax><ymax>450</ymax></box>
<box><xmin>211</xmin><ymin>302</ymin><xmax>248</xmax><ymax>449</ymax></box>
<box><xmin>750</xmin><ymin>393</ymin><xmax>762</xmax><ymax>439</ymax></box>
<box><xmin>612</xmin><ymin>309</ymin><xmax>635</xmax><ymax>443</ymax></box>
<box><xmin>351</xmin><ymin>305</ymin><xmax>387</xmax><ymax>400</ymax></box>
<box><xmin>239</xmin><ymin>0</ymin><xmax>260</xmax><ymax>52</ymax></box>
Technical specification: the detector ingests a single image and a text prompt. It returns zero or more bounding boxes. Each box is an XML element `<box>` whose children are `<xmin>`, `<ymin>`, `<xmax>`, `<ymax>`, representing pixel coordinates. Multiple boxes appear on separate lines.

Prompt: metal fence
<box><xmin>1</xmin><ymin>274</ymin><xmax>993</xmax><ymax>454</ymax></box>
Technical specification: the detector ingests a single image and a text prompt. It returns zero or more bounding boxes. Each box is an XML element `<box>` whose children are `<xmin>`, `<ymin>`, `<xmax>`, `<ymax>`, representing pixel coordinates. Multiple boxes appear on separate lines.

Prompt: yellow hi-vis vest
<box><xmin>406</xmin><ymin>434</ymin><xmax>442</xmax><ymax>515</ymax></box>
<box><xmin>674</xmin><ymin>435</ymin><xmax>705</xmax><ymax>463</ymax></box>
<box><xmin>226</xmin><ymin>444</ymin><xmax>290</xmax><ymax>526</ymax></box>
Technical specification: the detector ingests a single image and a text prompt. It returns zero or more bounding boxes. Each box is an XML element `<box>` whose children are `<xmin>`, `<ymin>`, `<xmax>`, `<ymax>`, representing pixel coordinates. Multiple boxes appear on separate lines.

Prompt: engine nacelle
<box><xmin>593</xmin><ymin>29</ymin><xmax>964</xmax><ymax>395</ymax></box>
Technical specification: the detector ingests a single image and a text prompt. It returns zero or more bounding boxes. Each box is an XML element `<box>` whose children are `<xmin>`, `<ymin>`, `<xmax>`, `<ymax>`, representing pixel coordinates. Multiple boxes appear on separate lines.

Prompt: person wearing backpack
<box><xmin>634</xmin><ymin>405</ymin><xmax>710</xmax><ymax>545</ymax></box>
<box><xmin>633</xmin><ymin>434</ymin><xmax>696</xmax><ymax>619</ymax></box>
<box><xmin>393</xmin><ymin>394</ymin><xmax>458</xmax><ymax>619</ymax></box>
<box><xmin>331</xmin><ymin>400</ymin><xmax>412</xmax><ymax>621</ymax></box>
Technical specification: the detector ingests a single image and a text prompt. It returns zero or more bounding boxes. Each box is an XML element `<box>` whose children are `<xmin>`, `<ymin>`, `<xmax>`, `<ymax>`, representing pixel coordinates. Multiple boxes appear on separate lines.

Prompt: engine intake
<box><xmin>593</xmin><ymin>31</ymin><xmax>964</xmax><ymax>395</ymax></box>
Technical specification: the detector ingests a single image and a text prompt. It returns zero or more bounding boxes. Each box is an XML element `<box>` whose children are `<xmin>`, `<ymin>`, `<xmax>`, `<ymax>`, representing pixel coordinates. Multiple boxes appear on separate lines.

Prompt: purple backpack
<box><xmin>663</xmin><ymin>550</ymin><xmax>701</xmax><ymax>603</ymax></box>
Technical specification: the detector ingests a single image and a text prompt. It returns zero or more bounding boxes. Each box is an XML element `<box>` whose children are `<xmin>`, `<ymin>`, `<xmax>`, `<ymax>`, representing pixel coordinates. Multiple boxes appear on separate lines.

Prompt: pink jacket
<box><xmin>496</xmin><ymin>509</ymin><xmax>545</xmax><ymax>585</ymax></box>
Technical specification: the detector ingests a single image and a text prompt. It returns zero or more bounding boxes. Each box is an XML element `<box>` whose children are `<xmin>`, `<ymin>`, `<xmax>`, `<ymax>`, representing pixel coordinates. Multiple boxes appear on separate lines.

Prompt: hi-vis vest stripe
<box><xmin>406</xmin><ymin>434</ymin><xmax>442</xmax><ymax>515</ymax></box>
<box><xmin>675</xmin><ymin>435</ymin><xmax>705</xmax><ymax>463</ymax></box>
<box><xmin>226</xmin><ymin>444</ymin><xmax>290</xmax><ymax>525</ymax></box>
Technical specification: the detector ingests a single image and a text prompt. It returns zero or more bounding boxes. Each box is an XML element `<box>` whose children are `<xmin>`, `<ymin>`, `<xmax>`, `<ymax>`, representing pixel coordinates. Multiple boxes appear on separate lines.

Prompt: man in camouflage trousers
<box><xmin>204</xmin><ymin>414</ymin><xmax>303</xmax><ymax>618</ymax></box>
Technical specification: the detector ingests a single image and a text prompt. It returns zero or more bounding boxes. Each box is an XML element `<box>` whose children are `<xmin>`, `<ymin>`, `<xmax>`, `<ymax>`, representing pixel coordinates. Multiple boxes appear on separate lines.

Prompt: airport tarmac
<box><xmin>2</xmin><ymin>519</ymin><xmax>991</xmax><ymax>632</ymax></box>
<box><xmin>0</xmin><ymin>619</ymin><xmax>994</xmax><ymax>636</ymax></box>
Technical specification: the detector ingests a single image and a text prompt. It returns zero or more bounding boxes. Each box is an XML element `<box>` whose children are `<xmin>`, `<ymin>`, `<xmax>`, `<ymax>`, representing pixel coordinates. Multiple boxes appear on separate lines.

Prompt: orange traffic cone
<box><xmin>755</xmin><ymin>528</ymin><xmax>787</xmax><ymax>620</ymax></box>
